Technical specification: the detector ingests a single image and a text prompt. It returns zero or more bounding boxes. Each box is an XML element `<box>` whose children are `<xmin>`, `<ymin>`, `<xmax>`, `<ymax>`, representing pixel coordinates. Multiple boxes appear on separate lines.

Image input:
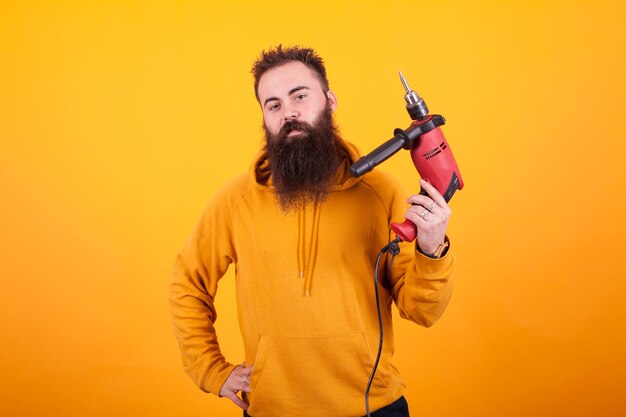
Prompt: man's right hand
<box><xmin>219</xmin><ymin>364</ymin><xmax>253</xmax><ymax>410</ymax></box>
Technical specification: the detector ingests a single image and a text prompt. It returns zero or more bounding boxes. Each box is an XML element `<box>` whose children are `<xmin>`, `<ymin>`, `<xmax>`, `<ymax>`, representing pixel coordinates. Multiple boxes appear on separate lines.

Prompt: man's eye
<box><xmin>294</xmin><ymin>94</ymin><xmax>306</xmax><ymax>101</ymax></box>
<box><xmin>268</xmin><ymin>103</ymin><xmax>280</xmax><ymax>111</ymax></box>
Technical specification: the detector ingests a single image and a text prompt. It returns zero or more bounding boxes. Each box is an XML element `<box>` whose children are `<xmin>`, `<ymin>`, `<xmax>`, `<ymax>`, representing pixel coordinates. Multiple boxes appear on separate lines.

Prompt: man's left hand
<box><xmin>404</xmin><ymin>179</ymin><xmax>452</xmax><ymax>256</ymax></box>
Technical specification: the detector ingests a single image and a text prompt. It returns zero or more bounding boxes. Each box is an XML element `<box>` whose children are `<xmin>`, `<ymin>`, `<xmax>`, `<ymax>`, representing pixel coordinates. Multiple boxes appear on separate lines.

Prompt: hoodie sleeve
<box><xmin>168</xmin><ymin>180</ymin><xmax>242</xmax><ymax>395</ymax></box>
<box><xmin>382</xmin><ymin>173</ymin><xmax>455</xmax><ymax>328</ymax></box>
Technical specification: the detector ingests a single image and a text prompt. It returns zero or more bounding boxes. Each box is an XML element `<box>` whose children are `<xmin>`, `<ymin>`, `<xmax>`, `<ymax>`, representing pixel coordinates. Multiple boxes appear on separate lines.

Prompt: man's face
<box><xmin>257</xmin><ymin>60</ymin><xmax>341</xmax><ymax>212</ymax></box>
<box><xmin>257</xmin><ymin>61</ymin><xmax>337</xmax><ymax>137</ymax></box>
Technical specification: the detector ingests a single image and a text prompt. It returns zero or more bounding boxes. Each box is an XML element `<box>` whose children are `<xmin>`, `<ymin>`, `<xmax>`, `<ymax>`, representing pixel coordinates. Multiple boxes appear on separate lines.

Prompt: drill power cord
<box><xmin>365</xmin><ymin>236</ymin><xmax>401</xmax><ymax>417</ymax></box>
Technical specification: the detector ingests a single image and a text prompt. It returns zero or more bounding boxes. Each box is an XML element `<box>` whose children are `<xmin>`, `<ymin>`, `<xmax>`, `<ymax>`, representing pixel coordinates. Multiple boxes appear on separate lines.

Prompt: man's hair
<box><xmin>251</xmin><ymin>45</ymin><xmax>329</xmax><ymax>101</ymax></box>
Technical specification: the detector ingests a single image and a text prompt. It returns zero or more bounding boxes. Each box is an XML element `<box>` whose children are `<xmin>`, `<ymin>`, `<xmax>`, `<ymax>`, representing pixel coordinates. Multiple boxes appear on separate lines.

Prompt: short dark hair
<box><xmin>251</xmin><ymin>45</ymin><xmax>329</xmax><ymax>101</ymax></box>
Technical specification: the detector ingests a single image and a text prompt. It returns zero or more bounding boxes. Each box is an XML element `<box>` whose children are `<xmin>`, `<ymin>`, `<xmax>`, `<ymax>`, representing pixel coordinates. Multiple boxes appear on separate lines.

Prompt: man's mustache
<box><xmin>280</xmin><ymin>120</ymin><xmax>311</xmax><ymax>136</ymax></box>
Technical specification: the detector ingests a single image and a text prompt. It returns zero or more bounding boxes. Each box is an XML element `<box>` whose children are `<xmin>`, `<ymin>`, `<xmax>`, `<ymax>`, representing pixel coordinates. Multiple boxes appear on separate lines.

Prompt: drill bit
<box><xmin>399</xmin><ymin>71</ymin><xmax>413</xmax><ymax>95</ymax></box>
<box><xmin>398</xmin><ymin>70</ymin><xmax>429</xmax><ymax>119</ymax></box>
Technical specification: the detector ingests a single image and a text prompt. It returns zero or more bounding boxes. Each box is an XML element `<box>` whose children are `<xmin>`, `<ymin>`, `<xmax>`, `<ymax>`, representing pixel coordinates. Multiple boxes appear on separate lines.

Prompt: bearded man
<box><xmin>169</xmin><ymin>45</ymin><xmax>454</xmax><ymax>417</ymax></box>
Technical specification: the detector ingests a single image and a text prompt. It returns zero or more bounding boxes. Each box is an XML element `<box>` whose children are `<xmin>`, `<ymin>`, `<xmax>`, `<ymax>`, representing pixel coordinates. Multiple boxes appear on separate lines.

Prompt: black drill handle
<box><xmin>350</xmin><ymin>135</ymin><xmax>407</xmax><ymax>177</ymax></box>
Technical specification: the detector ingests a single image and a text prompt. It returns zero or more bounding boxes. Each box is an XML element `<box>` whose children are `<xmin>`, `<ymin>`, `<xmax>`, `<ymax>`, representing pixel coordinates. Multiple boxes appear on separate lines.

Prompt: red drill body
<box><xmin>390</xmin><ymin>115</ymin><xmax>463</xmax><ymax>242</ymax></box>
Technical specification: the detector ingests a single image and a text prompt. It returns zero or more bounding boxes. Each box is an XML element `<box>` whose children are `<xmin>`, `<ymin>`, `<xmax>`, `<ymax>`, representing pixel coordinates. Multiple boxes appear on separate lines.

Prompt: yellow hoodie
<box><xmin>169</xmin><ymin>138</ymin><xmax>454</xmax><ymax>417</ymax></box>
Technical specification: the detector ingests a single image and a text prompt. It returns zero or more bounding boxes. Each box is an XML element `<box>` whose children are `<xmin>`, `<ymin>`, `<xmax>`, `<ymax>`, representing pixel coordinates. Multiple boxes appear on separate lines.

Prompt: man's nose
<box><xmin>283</xmin><ymin>105</ymin><xmax>299</xmax><ymax>121</ymax></box>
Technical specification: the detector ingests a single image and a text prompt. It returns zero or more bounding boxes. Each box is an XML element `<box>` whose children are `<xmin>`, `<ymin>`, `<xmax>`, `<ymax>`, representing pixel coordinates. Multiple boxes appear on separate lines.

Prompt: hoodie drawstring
<box><xmin>297</xmin><ymin>202</ymin><xmax>322</xmax><ymax>296</ymax></box>
<box><xmin>298</xmin><ymin>209</ymin><xmax>305</xmax><ymax>279</ymax></box>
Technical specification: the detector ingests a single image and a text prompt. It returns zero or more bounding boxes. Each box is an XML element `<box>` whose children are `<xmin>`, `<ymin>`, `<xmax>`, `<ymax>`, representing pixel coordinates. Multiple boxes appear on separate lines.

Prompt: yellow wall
<box><xmin>1</xmin><ymin>1</ymin><xmax>625</xmax><ymax>416</ymax></box>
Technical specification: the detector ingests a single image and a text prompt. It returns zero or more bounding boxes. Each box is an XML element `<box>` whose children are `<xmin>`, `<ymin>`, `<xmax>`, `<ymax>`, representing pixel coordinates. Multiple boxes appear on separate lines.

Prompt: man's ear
<box><xmin>326</xmin><ymin>90</ymin><xmax>338</xmax><ymax>111</ymax></box>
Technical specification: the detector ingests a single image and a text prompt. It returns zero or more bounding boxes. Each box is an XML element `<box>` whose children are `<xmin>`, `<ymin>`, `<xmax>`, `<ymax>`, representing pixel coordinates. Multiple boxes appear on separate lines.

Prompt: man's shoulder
<box><xmin>348</xmin><ymin>169</ymin><xmax>409</xmax><ymax>216</ymax></box>
<box><xmin>359</xmin><ymin>169</ymin><xmax>408</xmax><ymax>196</ymax></box>
<box><xmin>210</xmin><ymin>173</ymin><xmax>256</xmax><ymax>206</ymax></box>
<box><xmin>222</xmin><ymin>172</ymin><xmax>254</xmax><ymax>192</ymax></box>
<box><xmin>193</xmin><ymin>173</ymin><xmax>255</xmax><ymax>221</ymax></box>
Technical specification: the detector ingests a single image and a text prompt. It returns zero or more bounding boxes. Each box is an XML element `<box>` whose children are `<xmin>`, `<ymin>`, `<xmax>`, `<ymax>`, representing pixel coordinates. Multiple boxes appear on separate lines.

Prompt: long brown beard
<box><xmin>263</xmin><ymin>104</ymin><xmax>341</xmax><ymax>213</ymax></box>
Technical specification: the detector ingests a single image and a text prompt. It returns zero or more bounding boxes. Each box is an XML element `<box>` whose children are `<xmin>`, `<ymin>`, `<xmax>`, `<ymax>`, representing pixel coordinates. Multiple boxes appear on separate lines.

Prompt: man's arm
<box><xmin>387</xmin><ymin>179</ymin><xmax>455</xmax><ymax>327</ymax></box>
<box><xmin>168</xmin><ymin>186</ymin><xmax>239</xmax><ymax>395</ymax></box>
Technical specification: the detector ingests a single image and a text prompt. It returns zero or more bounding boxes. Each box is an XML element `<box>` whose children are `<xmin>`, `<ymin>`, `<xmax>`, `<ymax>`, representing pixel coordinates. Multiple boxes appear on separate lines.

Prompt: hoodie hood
<box><xmin>248</xmin><ymin>136</ymin><xmax>363</xmax><ymax>296</ymax></box>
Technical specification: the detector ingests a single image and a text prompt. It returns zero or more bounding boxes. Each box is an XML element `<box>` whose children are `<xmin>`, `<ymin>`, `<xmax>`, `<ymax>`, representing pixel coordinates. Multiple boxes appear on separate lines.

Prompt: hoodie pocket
<box><xmin>247</xmin><ymin>332</ymin><xmax>388</xmax><ymax>416</ymax></box>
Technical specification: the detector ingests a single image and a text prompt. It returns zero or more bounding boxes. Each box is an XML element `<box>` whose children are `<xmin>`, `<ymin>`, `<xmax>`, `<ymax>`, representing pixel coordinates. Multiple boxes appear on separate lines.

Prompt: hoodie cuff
<box><xmin>202</xmin><ymin>361</ymin><xmax>238</xmax><ymax>396</ymax></box>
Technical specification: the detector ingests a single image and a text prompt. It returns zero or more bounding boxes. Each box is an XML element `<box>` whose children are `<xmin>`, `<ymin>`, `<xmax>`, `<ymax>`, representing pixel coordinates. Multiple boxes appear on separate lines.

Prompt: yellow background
<box><xmin>1</xmin><ymin>1</ymin><xmax>625</xmax><ymax>416</ymax></box>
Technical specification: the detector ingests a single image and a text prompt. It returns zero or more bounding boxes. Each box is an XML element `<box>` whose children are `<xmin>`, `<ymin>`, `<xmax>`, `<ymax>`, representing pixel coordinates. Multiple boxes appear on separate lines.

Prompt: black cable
<box><xmin>365</xmin><ymin>237</ymin><xmax>401</xmax><ymax>417</ymax></box>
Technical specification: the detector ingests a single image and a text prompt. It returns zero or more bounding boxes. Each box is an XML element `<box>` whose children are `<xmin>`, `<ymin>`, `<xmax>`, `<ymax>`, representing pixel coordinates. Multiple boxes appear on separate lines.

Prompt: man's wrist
<box><xmin>417</xmin><ymin>238</ymin><xmax>450</xmax><ymax>259</ymax></box>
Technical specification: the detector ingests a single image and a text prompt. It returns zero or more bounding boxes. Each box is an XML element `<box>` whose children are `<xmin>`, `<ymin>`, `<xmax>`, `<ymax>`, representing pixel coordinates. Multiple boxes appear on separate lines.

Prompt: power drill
<box><xmin>350</xmin><ymin>72</ymin><xmax>464</xmax><ymax>242</ymax></box>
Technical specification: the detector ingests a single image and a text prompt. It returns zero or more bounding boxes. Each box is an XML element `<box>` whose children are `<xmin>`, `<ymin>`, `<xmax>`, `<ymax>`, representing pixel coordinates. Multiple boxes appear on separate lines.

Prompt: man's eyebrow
<box><xmin>263</xmin><ymin>86</ymin><xmax>311</xmax><ymax>107</ymax></box>
<box><xmin>288</xmin><ymin>86</ymin><xmax>310</xmax><ymax>95</ymax></box>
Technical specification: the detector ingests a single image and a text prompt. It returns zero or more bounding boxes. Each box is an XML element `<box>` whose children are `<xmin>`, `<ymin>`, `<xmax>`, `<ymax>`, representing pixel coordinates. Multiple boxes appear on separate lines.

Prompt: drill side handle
<box><xmin>349</xmin><ymin>117</ymin><xmax>441</xmax><ymax>178</ymax></box>
<box><xmin>350</xmin><ymin>135</ymin><xmax>408</xmax><ymax>177</ymax></box>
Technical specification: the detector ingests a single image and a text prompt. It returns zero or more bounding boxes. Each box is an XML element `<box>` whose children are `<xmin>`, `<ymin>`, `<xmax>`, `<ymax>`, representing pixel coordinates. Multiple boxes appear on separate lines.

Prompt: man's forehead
<box><xmin>257</xmin><ymin>61</ymin><xmax>322</xmax><ymax>101</ymax></box>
